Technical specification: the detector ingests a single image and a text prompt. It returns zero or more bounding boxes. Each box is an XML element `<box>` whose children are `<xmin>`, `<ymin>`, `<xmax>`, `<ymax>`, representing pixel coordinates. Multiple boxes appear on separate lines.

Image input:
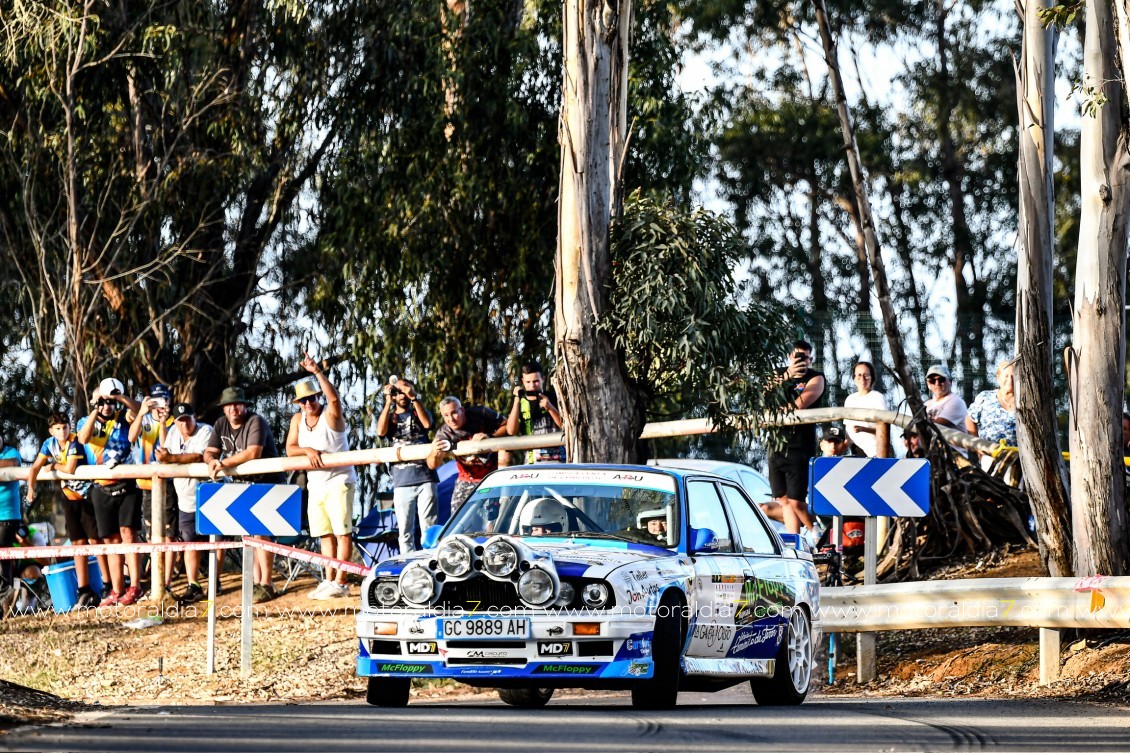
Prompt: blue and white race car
<box><xmin>356</xmin><ymin>464</ymin><xmax>820</xmax><ymax>709</ymax></box>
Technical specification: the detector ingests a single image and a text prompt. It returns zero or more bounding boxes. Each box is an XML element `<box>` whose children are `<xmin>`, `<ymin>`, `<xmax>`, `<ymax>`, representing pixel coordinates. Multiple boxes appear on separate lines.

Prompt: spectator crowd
<box><xmin>0</xmin><ymin>359</ymin><xmax>565</xmax><ymax>614</ymax></box>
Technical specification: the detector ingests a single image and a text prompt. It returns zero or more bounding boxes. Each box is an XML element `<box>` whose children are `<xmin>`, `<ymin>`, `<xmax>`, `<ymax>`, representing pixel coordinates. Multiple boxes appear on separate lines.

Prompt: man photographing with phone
<box><xmin>764</xmin><ymin>340</ymin><xmax>825</xmax><ymax>543</ymax></box>
<box><xmin>506</xmin><ymin>361</ymin><xmax>565</xmax><ymax>464</ymax></box>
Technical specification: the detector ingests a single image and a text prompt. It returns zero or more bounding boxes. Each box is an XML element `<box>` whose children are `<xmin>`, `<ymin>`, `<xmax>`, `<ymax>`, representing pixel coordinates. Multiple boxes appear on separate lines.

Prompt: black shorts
<box><xmin>141</xmin><ymin>484</ymin><xmax>178</xmax><ymax>539</ymax></box>
<box><xmin>91</xmin><ymin>482</ymin><xmax>143</xmax><ymax>538</ymax></box>
<box><xmin>0</xmin><ymin>519</ymin><xmax>18</xmax><ymax>548</ymax></box>
<box><xmin>178</xmin><ymin>511</ymin><xmax>204</xmax><ymax>543</ymax></box>
<box><xmin>64</xmin><ymin>496</ymin><xmax>100</xmax><ymax>541</ymax></box>
<box><xmin>767</xmin><ymin>448</ymin><xmax>812</xmax><ymax>503</ymax></box>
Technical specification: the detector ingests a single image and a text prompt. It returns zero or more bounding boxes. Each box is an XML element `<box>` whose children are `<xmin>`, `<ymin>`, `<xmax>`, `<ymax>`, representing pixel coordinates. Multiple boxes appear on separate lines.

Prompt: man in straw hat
<box><xmin>285</xmin><ymin>354</ymin><xmax>356</xmax><ymax>600</ymax></box>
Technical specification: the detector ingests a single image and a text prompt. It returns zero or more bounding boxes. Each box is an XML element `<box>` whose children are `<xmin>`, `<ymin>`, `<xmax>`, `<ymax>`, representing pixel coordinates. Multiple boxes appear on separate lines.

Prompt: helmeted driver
<box><xmin>638</xmin><ymin>509</ymin><xmax>668</xmax><ymax>540</ymax></box>
<box><xmin>520</xmin><ymin>497</ymin><xmax>568</xmax><ymax>536</ymax></box>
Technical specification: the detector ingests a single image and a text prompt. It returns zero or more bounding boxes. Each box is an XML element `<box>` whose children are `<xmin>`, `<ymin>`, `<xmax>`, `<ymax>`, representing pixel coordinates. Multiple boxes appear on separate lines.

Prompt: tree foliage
<box><xmin>603</xmin><ymin>191</ymin><xmax>790</xmax><ymax>429</ymax></box>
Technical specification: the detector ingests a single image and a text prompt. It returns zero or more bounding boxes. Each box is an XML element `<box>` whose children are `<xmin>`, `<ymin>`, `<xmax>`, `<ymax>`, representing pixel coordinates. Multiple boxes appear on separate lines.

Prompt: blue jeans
<box><xmin>393</xmin><ymin>482</ymin><xmax>438</xmax><ymax>554</ymax></box>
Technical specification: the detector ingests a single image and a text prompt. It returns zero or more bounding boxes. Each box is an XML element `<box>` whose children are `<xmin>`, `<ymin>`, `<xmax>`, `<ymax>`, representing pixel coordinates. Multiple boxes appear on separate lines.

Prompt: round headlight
<box><xmin>437</xmin><ymin>540</ymin><xmax>472</xmax><ymax>577</ymax></box>
<box><xmin>399</xmin><ymin>564</ymin><xmax>436</xmax><ymax>605</ymax></box>
<box><xmin>554</xmin><ymin>581</ymin><xmax>576</xmax><ymax>607</ymax></box>
<box><xmin>482</xmin><ymin>539</ymin><xmax>518</xmax><ymax>577</ymax></box>
<box><xmin>517</xmin><ymin>568</ymin><xmax>555</xmax><ymax>606</ymax></box>
<box><xmin>581</xmin><ymin>582</ymin><xmax>610</xmax><ymax>608</ymax></box>
<box><xmin>374</xmin><ymin>580</ymin><xmax>399</xmax><ymax>607</ymax></box>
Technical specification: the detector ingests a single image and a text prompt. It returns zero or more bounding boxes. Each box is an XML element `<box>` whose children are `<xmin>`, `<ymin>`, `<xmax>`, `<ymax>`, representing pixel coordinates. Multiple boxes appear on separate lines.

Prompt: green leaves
<box><xmin>603</xmin><ymin>191</ymin><xmax>791</xmax><ymax>430</ymax></box>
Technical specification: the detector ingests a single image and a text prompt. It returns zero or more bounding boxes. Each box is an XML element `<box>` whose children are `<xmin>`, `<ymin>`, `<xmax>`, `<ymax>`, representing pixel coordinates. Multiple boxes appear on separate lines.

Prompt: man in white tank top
<box><xmin>286</xmin><ymin>355</ymin><xmax>357</xmax><ymax>599</ymax></box>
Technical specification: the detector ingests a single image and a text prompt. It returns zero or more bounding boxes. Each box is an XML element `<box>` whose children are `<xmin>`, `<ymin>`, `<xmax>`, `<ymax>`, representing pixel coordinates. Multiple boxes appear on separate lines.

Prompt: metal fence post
<box><xmin>151</xmin><ymin>474</ymin><xmax>165</xmax><ymax>603</ymax></box>
<box><xmin>1039</xmin><ymin>627</ymin><xmax>1061</xmax><ymax>685</ymax></box>
<box><xmin>207</xmin><ymin>534</ymin><xmax>218</xmax><ymax>675</ymax></box>
<box><xmin>241</xmin><ymin>540</ymin><xmax>253</xmax><ymax>677</ymax></box>
<box><xmin>856</xmin><ymin>515</ymin><xmax>878</xmax><ymax>683</ymax></box>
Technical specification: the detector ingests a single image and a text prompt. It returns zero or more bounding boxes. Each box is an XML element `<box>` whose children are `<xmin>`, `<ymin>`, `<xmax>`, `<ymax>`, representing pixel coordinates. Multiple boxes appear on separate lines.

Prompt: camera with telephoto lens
<box><xmin>389</xmin><ymin>387</ymin><xmax>401</xmax><ymax>397</ymax></box>
<box><xmin>520</xmin><ymin>389</ymin><xmax>542</xmax><ymax>400</ymax></box>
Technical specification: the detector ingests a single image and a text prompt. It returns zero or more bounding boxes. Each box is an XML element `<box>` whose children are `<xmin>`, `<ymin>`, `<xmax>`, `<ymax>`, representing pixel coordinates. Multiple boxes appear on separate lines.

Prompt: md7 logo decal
<box><xmin>537</xmin><ymin>641</ymin><xmax>573</xmax><ymax>656</ymax></box>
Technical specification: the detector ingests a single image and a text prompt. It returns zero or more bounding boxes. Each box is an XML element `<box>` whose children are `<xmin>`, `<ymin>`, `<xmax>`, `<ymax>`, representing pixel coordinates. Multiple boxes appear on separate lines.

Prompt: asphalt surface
<box><xmin>3</xmin><ymin>685</ymin><xmax>1128</xmax><ymax>752</ymax></box>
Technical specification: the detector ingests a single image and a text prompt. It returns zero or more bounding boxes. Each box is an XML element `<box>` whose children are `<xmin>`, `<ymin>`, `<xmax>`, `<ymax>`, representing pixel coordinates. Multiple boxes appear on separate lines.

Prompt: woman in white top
<box><xmin>843</xmin><ymin>361</ymin><xmax>889</xmax><ymax>457</ymax></box>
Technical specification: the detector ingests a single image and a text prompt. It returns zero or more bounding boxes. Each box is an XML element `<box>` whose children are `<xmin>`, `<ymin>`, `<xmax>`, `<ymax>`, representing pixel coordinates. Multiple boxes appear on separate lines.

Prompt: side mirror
<box><xmin>690</xmin><ymin>527</ymin><xmax>718</xmax><ymax>553</ymax></box>
<box><xmin>778</xmin><ymin>533</ymin><xmax>809</xmax><ymax>552</ymax></box>
<box><xmin>421</xmin><ymin>525</ymin><xmax>444</xmax><ymax>550</ymax></box>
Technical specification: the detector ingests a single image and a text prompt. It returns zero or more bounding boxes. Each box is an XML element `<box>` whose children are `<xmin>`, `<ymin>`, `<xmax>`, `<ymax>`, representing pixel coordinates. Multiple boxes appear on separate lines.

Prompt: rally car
<box><xmin>356</xmin><ymin>464</ymin><xmax>820</xmax><ymax>709</ymax></box>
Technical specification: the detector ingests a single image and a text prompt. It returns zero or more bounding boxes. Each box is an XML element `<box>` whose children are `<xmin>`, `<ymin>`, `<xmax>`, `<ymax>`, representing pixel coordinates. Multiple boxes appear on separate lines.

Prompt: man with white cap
<box><xmin>76</xmin><ymin>377</ymin><xmax>142</xmax><ymax>606</ymax></box>
<box><xmin>924</xmin><ymin>364</ymin><xmax>968</xmax><ymax>432</ymax></box>
<box><xmin>156</xmin><ymin>402</ymin><xmax>216</xmax><ymax>604</ymax></box>
<box><xmin>285</xmin><ymin>354</ymin><xmax>356</xmax><ymax>599</ymax></box>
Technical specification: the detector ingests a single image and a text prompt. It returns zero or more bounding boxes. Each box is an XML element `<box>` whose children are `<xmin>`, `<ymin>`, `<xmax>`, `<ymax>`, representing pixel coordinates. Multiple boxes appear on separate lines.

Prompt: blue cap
<box><xmin>149</xmin><ymin>384</ymin><xmax>172</xmax><ymax>400</ymax></box>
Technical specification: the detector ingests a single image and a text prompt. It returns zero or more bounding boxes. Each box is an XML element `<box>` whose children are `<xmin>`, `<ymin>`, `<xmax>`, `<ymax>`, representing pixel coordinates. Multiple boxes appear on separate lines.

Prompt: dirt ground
<box><xmin>2</xmin><ymin>546</ymin><xmax>1129</xmax><ymax>730</ymax></box>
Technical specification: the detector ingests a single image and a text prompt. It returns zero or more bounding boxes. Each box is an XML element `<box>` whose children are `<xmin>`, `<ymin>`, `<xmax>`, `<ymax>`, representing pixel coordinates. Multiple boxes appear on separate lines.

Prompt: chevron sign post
<box><xmin>810</xmin><ymin>457</ymin><xmax>930</xmax><ymax>518</ymax></box>
<box><xmin>196</xmin><ymin>482</ymin><xmax>302</xmax><ymax>536</ymax></box>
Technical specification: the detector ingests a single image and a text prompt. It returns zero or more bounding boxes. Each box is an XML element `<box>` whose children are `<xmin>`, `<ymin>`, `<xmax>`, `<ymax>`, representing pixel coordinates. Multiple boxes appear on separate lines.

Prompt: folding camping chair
<box><xmin>354</xmin><ymin>499</ymin><xmax>400</xmax><ymax>568</ymax></box>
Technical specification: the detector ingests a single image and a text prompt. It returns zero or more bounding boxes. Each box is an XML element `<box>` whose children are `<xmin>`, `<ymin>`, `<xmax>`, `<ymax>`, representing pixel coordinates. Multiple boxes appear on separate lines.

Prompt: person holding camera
<box><xmin>765</xmin><ymin>340</ymin><xmax>826</xmax><ymax>540</ymax></box>
<box><xmin>77</xmin><ymin>377</ymin><xmax>142</xmax><ymax>606</ymax></box>
<box><xmin>129</xmin><ymin>384</ymin><xmax>177</xmax><ymax>592</ymax></box>
<box><xmin>376</xmin><ymin>376</ymin><xmax>439</xmax><ymax>554</ymax></box>
<box><xmin>505</xmin><ymin>361</ymin><xmax>565</xmax><ymax>464</ymax></box>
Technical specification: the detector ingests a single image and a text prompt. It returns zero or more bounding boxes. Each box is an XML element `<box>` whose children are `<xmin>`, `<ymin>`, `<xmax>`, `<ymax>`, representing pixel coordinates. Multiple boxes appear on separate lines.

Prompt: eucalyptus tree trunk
<box><xmin>1070</xmin><ymin>0</ymin><xmax>1130</xmax><ymax>576</ymax></box>
<box><xmin>1014</xmin><ymin>4</ymin><xmax>1072</xmax><ymax>576</ymax></box>
<box><xmin>554</xmin><ymin>0</ymin><xmax>642</xmax><ymax>463</ymax></box>
<box><xmin>812</xmin><ymin>0</ymin><xmax>924</xmax><ymax>423</ymax></box>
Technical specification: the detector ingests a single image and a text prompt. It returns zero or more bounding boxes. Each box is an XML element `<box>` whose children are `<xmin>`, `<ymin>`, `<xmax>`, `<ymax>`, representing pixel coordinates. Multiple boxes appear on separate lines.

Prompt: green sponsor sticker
<box><xmin>533</xmin><ymin>664</ymin><xmax>599</xmax><ymax>675</ymax></box>
<box><xmin>377</xmin><ymin>662</ymin><xmax>433</xmax><ymax>674</ymax></box>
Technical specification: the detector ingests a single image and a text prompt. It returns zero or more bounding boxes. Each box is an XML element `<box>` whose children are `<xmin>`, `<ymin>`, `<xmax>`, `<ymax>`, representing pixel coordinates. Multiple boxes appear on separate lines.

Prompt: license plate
<box><xmin>438</xmin><ymin>617</ymin><xmax>531</xmax><ymax>640</ymax></box>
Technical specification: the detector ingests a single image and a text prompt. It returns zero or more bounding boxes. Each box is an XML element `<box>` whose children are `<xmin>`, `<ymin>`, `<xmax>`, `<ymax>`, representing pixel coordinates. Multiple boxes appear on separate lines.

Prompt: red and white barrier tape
<box><xmin>0</xmin><ymin>540</ymin><xmax>243</xmax><ymax>561</ymax></box>
<box><xmin>243</xmin><ymin>536</ymin><xmax>370</xmax><ymax>577</ymax></box>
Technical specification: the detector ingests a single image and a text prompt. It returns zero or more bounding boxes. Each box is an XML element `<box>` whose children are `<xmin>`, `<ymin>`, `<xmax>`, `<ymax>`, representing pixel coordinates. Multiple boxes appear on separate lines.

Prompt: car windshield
<box><xmin>446</xmin><ymin>468</ymin><xmax>680</xmax><ymax>548</ymax></box>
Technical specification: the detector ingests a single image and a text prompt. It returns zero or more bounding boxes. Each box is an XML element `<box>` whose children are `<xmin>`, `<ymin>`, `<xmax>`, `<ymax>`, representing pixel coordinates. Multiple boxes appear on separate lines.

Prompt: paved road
<box><xmin>4</xmin><ymin>686</ymin><xmax>1128</xmax><ymax>752</ymax></box>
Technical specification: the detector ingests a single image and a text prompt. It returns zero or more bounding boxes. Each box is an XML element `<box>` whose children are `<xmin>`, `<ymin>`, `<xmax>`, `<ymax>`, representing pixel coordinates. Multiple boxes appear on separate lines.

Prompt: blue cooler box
<box><xmin>43</xmin><ymin>557</ymin><xmax>104</xmax><ymax>613</ymax></box>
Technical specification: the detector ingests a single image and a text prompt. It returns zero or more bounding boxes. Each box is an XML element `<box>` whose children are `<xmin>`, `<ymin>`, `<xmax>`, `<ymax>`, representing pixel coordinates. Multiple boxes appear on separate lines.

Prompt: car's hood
<box><xmin>368</xmin><ymin>536</ymin><xmax>676</xmax><ymax>580</ymax></box>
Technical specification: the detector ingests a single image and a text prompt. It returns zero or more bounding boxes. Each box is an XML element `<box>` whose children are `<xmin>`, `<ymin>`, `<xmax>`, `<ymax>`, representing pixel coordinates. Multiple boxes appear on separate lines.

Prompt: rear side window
<box><xmin>686</xmin><ymin>481</ymin><xmax>736</xmax><ymax>553</ymax></box>
<box><xmin>720</xmin><ymin>484</ymin><xmax>778</xmax><ymax>555</ymax></box>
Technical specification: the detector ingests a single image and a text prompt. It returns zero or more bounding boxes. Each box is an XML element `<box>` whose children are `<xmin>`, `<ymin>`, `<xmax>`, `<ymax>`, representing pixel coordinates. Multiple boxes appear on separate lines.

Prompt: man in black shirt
<box><xmin>376</xmin><ymin>378</ymin><xmax>439</xmax><ymax>552</ymax></box>
<box><xmin>505</xmin><ymin>361</ymin><xmax>565</xmax><ymax>464</ymax></box>
<box><xmin>765</xmin><ymin>340</ymin><xmax>825</xmax><ymax>537</ymax></box>
<box><xmin>206</xmin><ymin>386</ymin><xmax>284</xmax><ymax>603</ymax></box>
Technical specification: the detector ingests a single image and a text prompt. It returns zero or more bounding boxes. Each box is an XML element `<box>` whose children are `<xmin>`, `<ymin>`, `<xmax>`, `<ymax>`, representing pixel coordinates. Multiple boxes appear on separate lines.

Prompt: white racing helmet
<box><xmin>519</xmin><ymin>497</ymin><xmax>568</xmax><ymax>535</ymax></box>
<box><xmin>637</xmin><ymin>508</ymin><xmax>667</xmax><ymax>528</ymax></box>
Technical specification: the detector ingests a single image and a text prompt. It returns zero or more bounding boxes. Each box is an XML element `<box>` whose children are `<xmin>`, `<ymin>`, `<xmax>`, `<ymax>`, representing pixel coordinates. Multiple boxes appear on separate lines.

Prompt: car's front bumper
<box><xmin>357</xmin><ymin>610</ymin><xmax>657</xmax><ymax>680</ymax></box>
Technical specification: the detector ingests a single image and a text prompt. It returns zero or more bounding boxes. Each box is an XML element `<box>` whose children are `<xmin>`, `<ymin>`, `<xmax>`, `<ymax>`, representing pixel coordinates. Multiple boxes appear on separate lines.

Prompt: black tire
<box><xmin>497</xmin><ymin>687</ymin><xmax>554</xmax><ymax>708</ymax></box>
<box><xmin>366</xmin><ymin>676</ymin><xmax>411</xmax><ymax>707</ymax></box>
<box><xmin>630</xmin><ymin>598</ymin><xmax>684</xmax><ymax>710</ymax></box>
<box><xmin>750</xmin><ymin>607</ymin><xmax>813</xmax><ymax>706</ymax></box>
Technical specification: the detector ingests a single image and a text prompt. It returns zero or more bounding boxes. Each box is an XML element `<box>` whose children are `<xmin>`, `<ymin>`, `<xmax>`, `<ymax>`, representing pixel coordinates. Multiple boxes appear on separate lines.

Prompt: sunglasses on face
<box><xmin>927</xmin><ymin>376</ymin><xmax>947</xmax><ymax>384</ymax></box>
<box><xmin>297</xmin><ymin>395</ymin><xmax>319</xmax><ymax>405</ymax></box>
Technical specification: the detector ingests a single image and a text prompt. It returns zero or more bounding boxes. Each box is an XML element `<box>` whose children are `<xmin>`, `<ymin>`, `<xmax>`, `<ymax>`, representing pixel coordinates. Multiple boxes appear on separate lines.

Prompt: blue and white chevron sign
<box><xmin>810</xmin><ymin>458</ymin><xmax>930</xmax><ymax>517</ymax></box>
<box><xmin>196</xmin><ymin>482</ymin><xmax>302</xmax><ymax>536</ymax></box>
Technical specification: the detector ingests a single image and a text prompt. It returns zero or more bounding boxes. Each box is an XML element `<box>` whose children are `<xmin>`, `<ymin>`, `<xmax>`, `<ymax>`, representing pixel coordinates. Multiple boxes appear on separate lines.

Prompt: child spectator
<box><xmin>26</xmin><ymin>413</ymin><xmax>100</xmax><ymax>608</ymax></box>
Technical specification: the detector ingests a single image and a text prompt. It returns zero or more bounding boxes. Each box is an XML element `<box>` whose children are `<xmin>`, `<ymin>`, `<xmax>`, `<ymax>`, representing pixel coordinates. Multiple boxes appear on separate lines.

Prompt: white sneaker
<box><xmin>308</xmin><ymin>580</ymin><xmax>333</xmax><ymax>600</ymax></box>
<box><xmin>314</xmin><ymin>582</ymin><xmax>349</xmax><ymax>600</ymax></box>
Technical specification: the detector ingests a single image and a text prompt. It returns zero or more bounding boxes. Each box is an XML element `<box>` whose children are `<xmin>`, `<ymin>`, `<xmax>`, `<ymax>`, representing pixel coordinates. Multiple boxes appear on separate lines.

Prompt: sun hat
<box><xmin>292</xmin><ymin>378</ymin><xmax>322</xmax><ymax>404</ymax></box>
<box><xmin>218</xmin><ymin>386</ymin><xmax>250</xmax><ymax>407</ymax></box>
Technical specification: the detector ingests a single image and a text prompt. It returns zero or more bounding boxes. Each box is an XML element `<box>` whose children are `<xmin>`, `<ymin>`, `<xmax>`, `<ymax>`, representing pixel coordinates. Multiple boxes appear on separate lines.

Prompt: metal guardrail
<box><xmin>821</xmin><ymin>576</ymin><xmax>1130</xmax><ymax>684</ymax></box>
<box><xmin>0</xmin><ymin>406</ymin><xmax>992</xmax><ymax>484</ymax></box>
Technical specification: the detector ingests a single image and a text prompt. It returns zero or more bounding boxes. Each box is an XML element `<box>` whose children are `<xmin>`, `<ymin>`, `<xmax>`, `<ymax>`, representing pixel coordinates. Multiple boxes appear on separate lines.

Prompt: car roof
<box><xmin>649</xmin><ymin>458</ymin><xmax>764</xmax><ymax>480</ymax></box>
<box><xmin>492</xmin><ymin>462</ymin><xmax>692</xmax><ymax>480</ymax></box>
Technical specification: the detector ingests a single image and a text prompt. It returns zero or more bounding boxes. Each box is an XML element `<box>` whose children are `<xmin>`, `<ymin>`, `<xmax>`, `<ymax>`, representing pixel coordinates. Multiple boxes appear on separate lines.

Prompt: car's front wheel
<box><xmin>497</xmin><ymin>687</ymin><xmax>554</xmax><ymax>707</ymax></box>
<box><xmin>630</xmin><ymin>597</ymin><xmax>684</xmax><ymax>710</ymax></box>
<box><xmin>366</xmin><ymin>676</ymin><xmax>411</xmax><ymax>707</ymax></box>
<box><xmin>750</xmin><ymin>607</ymin><xmax>812</xmax><ymax>706</ymax></box>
